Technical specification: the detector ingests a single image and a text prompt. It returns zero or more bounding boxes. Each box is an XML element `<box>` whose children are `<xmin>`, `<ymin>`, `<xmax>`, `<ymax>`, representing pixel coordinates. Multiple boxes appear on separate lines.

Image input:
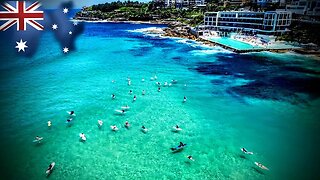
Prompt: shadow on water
<box><xmin>252</xmin><ymin>167</ymin><xmax>266</xmax><ymax>175</ymax></box>
<box><xmin>239</xmin><ymin>155</ymin><xmax>247</xmax><ymax>159</ymax></box>
<box><xmin>185</xmin><ymin>161</ymin><xmax>192</xmax><ymax>166</ymax></box>
<box><xmin>192</xmin><ymin>53</ymin><xmax>320</xmax><ymax>104</ymax></box>
<box><xmin>171</xmin><ymin>148</ymin><xmax>184</xmax><ymax>154</ymax></box>
<box><xmin>34</xmin><ymin>141</ymin><xmax>45</xmax><ymax>147</ymax></box>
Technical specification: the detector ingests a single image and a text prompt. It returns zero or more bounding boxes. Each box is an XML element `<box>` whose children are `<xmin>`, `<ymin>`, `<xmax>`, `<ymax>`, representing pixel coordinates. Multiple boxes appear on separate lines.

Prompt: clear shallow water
<box><xmin>0</xmin><ymin>22</ymin><xmax>320</xmax><ymax>180</ymax></box>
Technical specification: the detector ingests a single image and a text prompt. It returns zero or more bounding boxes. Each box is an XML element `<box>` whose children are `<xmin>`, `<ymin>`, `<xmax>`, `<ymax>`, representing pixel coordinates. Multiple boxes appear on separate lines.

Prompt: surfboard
<box><xmin>141</xmin><ymin>128</ymin><xmax>148</xmax><ymax>133</ymax></box>
<box><xmin>98</xmin><ymin>120</ymin><xmax>103</xmax><ymax>126</ymax></box>
<box><xmin>33</xmin><ymin>137</ymin><xmax>43</xmax><ymax>143</ymax></box>
<box><xmin>66</xmin><ymin>118</ymin><xmax>73</xmax><ymax>123</ymax></box>
<box><xmin>172</xmin><ymin>127</ymin><xmax>182</xmax><ymax>132</ymax></box>
<box><xmin>121</xmin><ymin>106</ymin><xmax>130</xmax><ymax>110</ymax></box>
<box><xmin>46</xmin><ymin>162</ymin><xmax>55</xmax><ymax>175</ymax></box>
<box><xmin>110</xmin><ymin>126</ymin><xmax>118</xmax><ymax>131</ymax></box>
<box><xmin>171</xmin><ymin>144</ymin><xmax>187</xmax><ymax>152</ymax></box>
<box><xmin>254</xmin><ymin>162</ymin><xmax>269</xmax><ymax>170</ymax></box>
<box><xmin>187</xmin><ymin>156</ymin><xmax>195</xmax><ymax>161</ymax></box>
<box><xmin>241</xmin><ymin>148</ymin><xmax>253</xmax><ymax>155</ymax></box>
<box><xmin>79</xmin><ymin>133</ymin><xmax>86</xmax><ymax>141</ymax></box>
<box><xmin>66</xmin><ymin>111</ymin><xmax>76</xmax><ymax>116</ymax></box>
<box><xmin>115</xmin><ymin>110</ymin><xmax>126</xmax><ymax>114</ymax></box>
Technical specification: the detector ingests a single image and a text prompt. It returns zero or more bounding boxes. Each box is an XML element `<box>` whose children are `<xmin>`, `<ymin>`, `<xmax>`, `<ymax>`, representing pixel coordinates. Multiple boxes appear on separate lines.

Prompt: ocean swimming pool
<box><xmin>207</xmin><ymin>37</ymin><xmax>259</xmax><ymax>50</ymax></box>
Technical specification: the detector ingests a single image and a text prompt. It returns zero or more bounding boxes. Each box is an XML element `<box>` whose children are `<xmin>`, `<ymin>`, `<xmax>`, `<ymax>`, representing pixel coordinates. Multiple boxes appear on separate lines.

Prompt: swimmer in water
<box><xmin>142</xmin><ymin>90</ymin><xmax>145</xmax><ymax>95</ymax></box>
<box><xmin>34</xmin><ymin>136</ymin><xmax>43</xmax><ymax>143</ymax></box>
<box><xmin>158</xmin><ymin>87</ymin><xmax>161</xmax><ymax>92</ymax></box>
<box><xmin>129</xmin><ymin>90</ymin><xmax>133</xmax><ymax>94</ymax></box>
<box><xmin>112</xmin><ymin>94</ymin><xmax>116</xmax><ymax>99</ymax></box>
<box><xmin>183</xmin><ymin>96</ymin><xmax>187</xmax><ymax>102</ymax></box>
<box><xmin>35</xmin><ymin>136</ymin><xmax>42</xmax><ymax>141</ymax></box>
<box><xmin>98</xmin><ymin>120</ymin><xmax>103</xmax><ymax>127</ymax></box>
<box><xmin>80</xmin><ymin>133</ymin><xmax>86</xmax><ymax>141</ymax></box>
<box><xmin>47</xmin><ymin>121</ymin><xmax>52</xmax><ymax>127</ymax></box>
<box><xmin>125</xmin><ymin>121</ymin><xmax>130</xmax><ymax>128</ymax></box>
<box><xmin>241</xmin><ymin>147</ymin><xmax>253</xmax><ymax>154</ymax></box>
<box><xmin>133</xmin><ymin>95</ymin><xmax>136</xmax><ymax>101</ymax></box>
<box><xmin>187</xmin><ymin>155</ymin><xmax>195</xmax><ymax>161</ymax></box>
<box><xmin>111</xmin><ymin>125</ymin><xmax>118</xmax><ymax>131</ymax></box>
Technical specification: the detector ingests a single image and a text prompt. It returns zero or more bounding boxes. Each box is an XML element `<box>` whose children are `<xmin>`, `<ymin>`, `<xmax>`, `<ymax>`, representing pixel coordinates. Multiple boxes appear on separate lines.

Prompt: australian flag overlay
<box><xmin>0</xmin><ymin>1</ymin><xmax>84</xmax><ymax>57</ymax></box>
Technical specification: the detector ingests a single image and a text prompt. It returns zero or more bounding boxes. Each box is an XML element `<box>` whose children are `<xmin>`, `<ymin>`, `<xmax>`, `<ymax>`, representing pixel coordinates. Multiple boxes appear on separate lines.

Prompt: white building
<box><xmin>197</xmin><ymin>11</ymin><xmax>292</xmax><ymax>35</ymax></box>
<box><xmin>286</xmin><ymin>0</ymin><xmax>320</xmax><ymax>16</ymax></box>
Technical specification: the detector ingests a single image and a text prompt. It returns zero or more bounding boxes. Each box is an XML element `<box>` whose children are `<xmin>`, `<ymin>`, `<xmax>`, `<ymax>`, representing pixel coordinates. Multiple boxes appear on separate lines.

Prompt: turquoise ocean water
<box><xmin>0</xmin><ymin>22</ymin><xmax>320</xmax><ymax>180</ymax></box>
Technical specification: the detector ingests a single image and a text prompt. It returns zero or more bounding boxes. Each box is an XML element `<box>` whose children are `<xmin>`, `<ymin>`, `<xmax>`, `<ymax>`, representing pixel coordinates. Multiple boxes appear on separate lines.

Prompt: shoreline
<box><xmin>74</xmin><ymin>18</ymin><xmax>320</xmax><ymax>57</ymax></box>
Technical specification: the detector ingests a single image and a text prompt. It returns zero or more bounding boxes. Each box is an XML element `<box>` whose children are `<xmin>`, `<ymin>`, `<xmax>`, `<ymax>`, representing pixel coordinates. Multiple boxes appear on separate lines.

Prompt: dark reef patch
<box><xmin>193</xmin><ymin>53</ymin><xmax>320</xmax><ymax>104</ymax></box>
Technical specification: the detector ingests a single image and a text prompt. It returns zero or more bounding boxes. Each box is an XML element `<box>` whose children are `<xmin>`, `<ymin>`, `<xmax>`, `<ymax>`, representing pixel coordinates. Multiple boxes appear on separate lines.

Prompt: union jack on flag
<box><xmin>0</xmin><ymin>1</ymin><xmax>44</xmax><ymax>31</ymax></box>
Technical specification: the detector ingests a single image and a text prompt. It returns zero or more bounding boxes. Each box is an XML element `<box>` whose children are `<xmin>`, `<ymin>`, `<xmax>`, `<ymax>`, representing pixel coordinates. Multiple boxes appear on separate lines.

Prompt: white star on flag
<box><xmin>63</xmin><ymin>47</ymin><xmax>69</xmax><ymax>53</ymax></box>
<box><xmin>63</xmin><ymin>8</ymin><xmax>69</xmax><ymax>14</ymax></box>
<box><xmin>52</xmin><ymin>24</ymin><xmax>58</xmax><ymax>30</ymax></box>
<box><xmin>69</xmin><ymin>31</ymin><xmax>72</xmax><ymax>35</ymax></box>
<box><xmin>15</xmin><ymin>39</ymin><xmax>28</xmax><ymax>52</ymax></box>
<box><xmin>73</xmin><ymin>21</ymin><xmax>78</xmax><ymax>26</ymax></box>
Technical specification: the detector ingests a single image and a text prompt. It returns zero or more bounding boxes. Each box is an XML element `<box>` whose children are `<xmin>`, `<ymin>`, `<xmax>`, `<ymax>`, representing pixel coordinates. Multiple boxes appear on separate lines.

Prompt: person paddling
<box><xmin>187</xmin><ymin>155</ymin><xmax>195</xmax><ymax>161</ymax></box>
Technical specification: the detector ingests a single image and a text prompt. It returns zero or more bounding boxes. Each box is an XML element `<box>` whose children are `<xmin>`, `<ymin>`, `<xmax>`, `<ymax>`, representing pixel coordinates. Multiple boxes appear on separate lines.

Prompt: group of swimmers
<box><xmin>35</xmin><ymin>76</ymin><xmax>194</xmax><ymax>175</ymax></box>
<box><xmin>241</xmin><ymin>147</ymin><xmax>269</xmax><ymax>170</ymax></box>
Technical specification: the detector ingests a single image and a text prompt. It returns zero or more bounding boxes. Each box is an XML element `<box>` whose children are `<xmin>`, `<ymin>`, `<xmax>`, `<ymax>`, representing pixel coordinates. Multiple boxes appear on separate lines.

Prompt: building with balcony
<box><xmin>196</xmin><ymin>10</ymin><xmax>292</xmax><ymax>36</ymax></box>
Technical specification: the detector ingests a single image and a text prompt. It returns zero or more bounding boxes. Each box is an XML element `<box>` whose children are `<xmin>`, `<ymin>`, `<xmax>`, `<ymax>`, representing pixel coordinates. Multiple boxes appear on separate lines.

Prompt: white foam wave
<box><xmin>127</xmin><ymin>27</ymin><xmax>165</xmax><ymax>34</ymax></box>
<box><xmin>175</xmin><ymin>39</ymin><xmax>214</xmax><ymax>49</ymax></box>
<box><xmin>190</xmin><ymin>47</ymin><xmax>233</xmax><ymax>56</ymax></box>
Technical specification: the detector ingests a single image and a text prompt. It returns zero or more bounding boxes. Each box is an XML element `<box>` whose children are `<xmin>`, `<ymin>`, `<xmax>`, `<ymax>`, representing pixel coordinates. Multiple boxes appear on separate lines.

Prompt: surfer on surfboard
<box><xmin>34</xmin><ymin>136</ymin><xmax>43</xmax><ymax>143</ymax></box>
<box><xmin>187</xmin><ymin>155</ymin><xmax>195</xmax><ymax>161</ymax></box>
<box><xmin>46</xmin><ymin>162</ymin><xmax>55</xmax><ymax>176</ymax></box>
<box><xmin>241</xmin><ymin>147</ymin><xmax>253</xmax><ymax>155</ymax></box>
<box><xmin>183</xmin><ymin>96</ymin><xmax>187</xmax><ymax>103</ymax></box>
<box><xmin>255</xmin><ymin>162</ymin><xmax>269</xmax><ymax>170</ymax></box>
